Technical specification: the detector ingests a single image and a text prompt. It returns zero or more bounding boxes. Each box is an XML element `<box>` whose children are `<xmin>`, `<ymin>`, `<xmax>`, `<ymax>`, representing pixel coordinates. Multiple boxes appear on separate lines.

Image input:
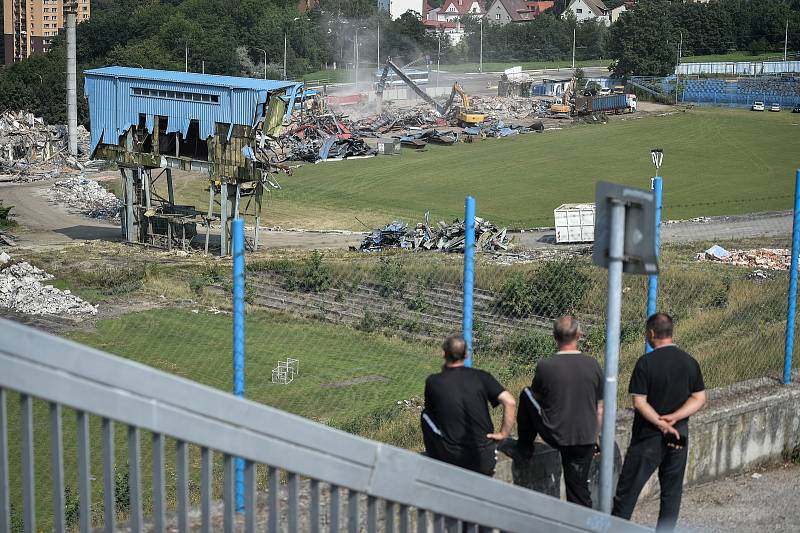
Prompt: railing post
<box><xmin>463</xmin><ymin>196</ymin><xmax>476</xmax><ymax>367</ymax></box>
<box><xmin>646</xmin><ymin>172</ymin><xmax>663</xmax><ymax>352</ymax></box>
<box><xmin>232</xmin><ymin>217</ymin><xmax>246</xmax><ymax>511</ymax></box>
<box><xmin>784</xmin><ymin>169</ymin><xmax>800</xmax><ymax>384</ymax></box>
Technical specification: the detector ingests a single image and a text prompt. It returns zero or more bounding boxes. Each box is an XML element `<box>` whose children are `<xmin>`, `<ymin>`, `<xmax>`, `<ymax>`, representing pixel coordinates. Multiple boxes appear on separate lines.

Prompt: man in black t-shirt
<box><xmin>613</xmin><ymin>313</ymin><xmax>706</xmax><ymax>531</ymax></box>
<box><xmin>515</xmin><ymin>316</ymin><xmax>604</xmax><ymax>508</ymax></box>
<box><xmin>421</xmin><ymin>334</ymin><xmax>516</xmax><ymax>476</ymax></box>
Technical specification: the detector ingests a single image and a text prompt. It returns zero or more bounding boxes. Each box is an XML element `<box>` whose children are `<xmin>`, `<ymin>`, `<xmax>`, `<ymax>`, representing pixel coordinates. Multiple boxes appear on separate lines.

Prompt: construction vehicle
<box><xmin>375</xmin><ymin>58</ymin><xmax>485</xmax><ymax>125</ymax></box>
<box><xmin>443</xmin><ymin>82</ymin><xmax>486</xmax><ymax>126</ymax></box>
<box><xmin>550</xmin><ymin>77</ymin><xmax>575</xmax><ymax>116</ymax></box>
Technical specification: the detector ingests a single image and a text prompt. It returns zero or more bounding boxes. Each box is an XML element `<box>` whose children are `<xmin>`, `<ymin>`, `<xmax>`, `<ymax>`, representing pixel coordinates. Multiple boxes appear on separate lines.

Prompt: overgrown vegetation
<box><xmin>376</xmin><ymin>258</ymin><xmax>407</xmax><ymax>298</ymax></box>
<box><xmin>783</xmin><ymin>443</ymin><xmax>800</xmax><ymax>465</ymax></box>
<box><xmin>0</xmin><ymin>200</ymin><xmax>16</xmax><ymax>230</ymax></box>
<box><xmin>496</xmin><ymin>260</ymin><xmax>590</xmax><ymax>318</ymax></box>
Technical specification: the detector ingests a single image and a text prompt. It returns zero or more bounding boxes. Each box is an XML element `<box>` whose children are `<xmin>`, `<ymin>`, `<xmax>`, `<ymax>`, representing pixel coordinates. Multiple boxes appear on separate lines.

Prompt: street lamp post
<box><xmin>479</xmin><ymin>18</ymin><xmax>483</xmax><ymax>73</ymax></box>
<box><xmin>254</xmin><ymin>47</ymin><xmax>267</xmax><ymax>79</ymax></box>
<box><xmin>283</xmin><ymin>32</ymin><xmax>288</xmax><ymax>80</ymax></box>
<box><xmin>437</xmin><ymin>33</ymin><xmax>441</xmax><ymax>89</ymax></box>
<box><xmin>646</xmin><ymin>148</ymin><xmax>664</xmax><ymax>353</ymax></box>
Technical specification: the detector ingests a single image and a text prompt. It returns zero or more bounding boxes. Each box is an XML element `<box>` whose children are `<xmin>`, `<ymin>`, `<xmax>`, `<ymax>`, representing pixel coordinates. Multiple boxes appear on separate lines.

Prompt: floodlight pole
<box><xmin>785</xmin><ymin>20</ymin><xmax>789</xmax><ymax>62</ymax></box>
<box><xmin>646</xmin><ymin>149</ymin><xmax>663</xmax><ymax>353</ymax></box>
<box><xmin>600</xmin><ymin>199</ymin><xmax>626</xmax><ymax>514</ymax></box>
<box><xmin>284</xmin><ymin>32</ymin><xmax>288</xmax><ymax>80</ymax></box>
<box><xmin>479</xmin><ymin>18</ymin><xmax>483</xmax><ymax>73</ymax></box>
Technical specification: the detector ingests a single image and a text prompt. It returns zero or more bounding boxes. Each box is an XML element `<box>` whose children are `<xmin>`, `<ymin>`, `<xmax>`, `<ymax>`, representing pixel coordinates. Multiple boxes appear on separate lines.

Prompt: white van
<box><xmin>752</xmin><ymin>101</ymin><xmax>765</xmax><ymax>111</ymax></box>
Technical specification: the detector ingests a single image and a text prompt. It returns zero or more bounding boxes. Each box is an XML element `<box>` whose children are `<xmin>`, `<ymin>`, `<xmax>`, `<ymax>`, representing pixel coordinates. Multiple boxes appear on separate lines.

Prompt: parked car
<box><xmin>770</xmin><ymin>103</ymin><xmax>781</xmax><ymax>112</ymax></box>
<box><xmin>598</xmin><ymin>88</ymin><xmax>612</xmax><ymax>96</ymax></box>
<box><xmin>752</xmin><ymin>101</ymin><xmax>765</xmax><ymax>111</ymax></box>
<box><xmin>792</xmin><ymin>105</ymin><xmax>800</xmax><ymax>113</ymax></box>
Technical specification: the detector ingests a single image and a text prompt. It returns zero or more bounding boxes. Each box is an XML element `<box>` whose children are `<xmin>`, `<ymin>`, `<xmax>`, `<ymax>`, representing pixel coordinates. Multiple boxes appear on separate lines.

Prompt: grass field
<box><xmin>154</xmin><ymin>107</ymin><xmax>800</xmax><ymax>230</ymax></box>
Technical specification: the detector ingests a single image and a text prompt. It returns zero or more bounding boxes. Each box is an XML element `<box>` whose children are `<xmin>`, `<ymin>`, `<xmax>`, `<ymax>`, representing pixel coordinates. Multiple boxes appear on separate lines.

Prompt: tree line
<box><xmin>0</xmin><ymin>0</ymin><xmax>798</xmax><ymax>125</ymax></box>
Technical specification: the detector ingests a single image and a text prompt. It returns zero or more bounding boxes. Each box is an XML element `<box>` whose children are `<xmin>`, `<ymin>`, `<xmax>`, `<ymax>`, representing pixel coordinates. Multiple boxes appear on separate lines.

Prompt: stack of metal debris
<box><xmin>463</xmin><ymin>120</ymin><xmax>543</xmax><ymax>138</ymax></box>
<box><xmin>696</xmin><ymin>245</ymin><xmax>791</xmax><ymax>271</ymax></box>
<box><xmin>0</xmin><ymin>111</ymin><xmax>92</xmax><ymax>182</ymax></box>
<box><xmin>398</xmin><ymin>129</ymin><xmax>459</xmax><ymax>148</ymax></box>
<box><xmin>359</xmin><ymin>216</ymin><xmax>510</xmax><ymax>253</ymax></box>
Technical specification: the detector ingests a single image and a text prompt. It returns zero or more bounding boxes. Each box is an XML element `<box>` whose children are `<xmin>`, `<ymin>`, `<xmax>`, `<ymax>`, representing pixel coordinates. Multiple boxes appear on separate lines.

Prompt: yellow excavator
<box><xmin>444</xmin><ymin>82</ymin><xmax>486</xmax><ymax>126</ymax></box>
<box><xmin>550</xmin><ymin>77</ymin><xmax>575</xmax><ymax>116</ymax></box>
<box><xmin>375</xmin><ymin>58</ymin><xmax>485</xmax><ymax>126</ymax></box>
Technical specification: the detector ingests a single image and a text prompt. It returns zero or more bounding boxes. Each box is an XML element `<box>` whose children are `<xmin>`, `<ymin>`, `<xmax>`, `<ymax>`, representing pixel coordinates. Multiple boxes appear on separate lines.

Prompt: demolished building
<box><xmin>84</xmin><ymin>67</ymin><xmax>305</xmax><ymax>255</ymax></box>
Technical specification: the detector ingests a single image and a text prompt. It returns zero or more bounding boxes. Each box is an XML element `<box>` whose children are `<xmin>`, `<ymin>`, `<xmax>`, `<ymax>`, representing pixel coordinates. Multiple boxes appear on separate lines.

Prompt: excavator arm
<box><xmin>375</xmin><ymin>58</ymin><xmax>444</xmax><ymax>115</ymax></box>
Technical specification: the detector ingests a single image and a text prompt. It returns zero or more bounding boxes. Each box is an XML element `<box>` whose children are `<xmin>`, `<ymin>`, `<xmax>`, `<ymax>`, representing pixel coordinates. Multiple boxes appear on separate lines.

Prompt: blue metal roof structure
<box><xmin>84</xmin><ymin>66</ymin><xmax>304</xmax><ymax>155</ymax></box>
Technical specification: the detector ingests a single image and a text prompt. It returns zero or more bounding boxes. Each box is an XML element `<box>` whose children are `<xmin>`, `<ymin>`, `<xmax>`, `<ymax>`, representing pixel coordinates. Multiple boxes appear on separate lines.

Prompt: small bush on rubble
<box><xmin>783</xmin><ymin>442</ymin><xmax>800</xmax><ymax>465</ymax></box>
<box><xmin>497</xmin><ymin>260</ymin><xmax>590</xmax><ymax>318</ymax></box>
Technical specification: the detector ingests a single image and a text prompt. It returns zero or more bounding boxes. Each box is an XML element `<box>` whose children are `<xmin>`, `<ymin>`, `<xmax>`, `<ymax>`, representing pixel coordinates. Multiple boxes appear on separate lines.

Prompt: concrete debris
<box><xmin>0</xmin><ymin>110</ymin><xmax>91</xmax><ymax>182</ymax></box>
<box><xmin>0</xmin><ymin>251</ymin><xmax>10</xmax><ymax>264</ymax></box>
<box><xmin>396</xmin><ymin>396</ymin><xmax>423</xmax><ymax>411</ymax></box>
<box><xmin>696</xmin><ymin>247</ymin><xmax>790</xmax><ymax>271</ymax></box>
<box><xmin>665</xmin><ymin>216</ymin><xmax>712</xmax><ymax>224</ymax></box>
<box><xmin>0</xmin><ymin>259</ymin><xmax>97</xmax><ymax>315</ymax></box>
<box><xmin>48</xmin><ymin>176</ymin><xmax>122</xmax><ymax>222</ymax></box>
<box><xmin>358</xmin><ymin>216</ymin><xmax>511</xmax><ymax>253</ymax></box>
<box><xmin>488</xmin><ymin>247</ymin><xmax>593</xmax><ymax>265</ymax></box>
<box><xmin>747</xmin><ymin>269</ymin><xmax>775</xmax><ymax>281</ymax></box>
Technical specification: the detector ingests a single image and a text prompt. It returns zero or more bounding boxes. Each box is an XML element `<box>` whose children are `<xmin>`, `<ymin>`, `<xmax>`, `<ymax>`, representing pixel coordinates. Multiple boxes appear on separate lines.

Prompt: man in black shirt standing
<box><xmin>515</xmin><ymin>316</ymin><xmax>604</xmax><ymax>507</ymax></box>
<box><xmin>613</xmin><ymin>313</ymin><xmax>706</xmax><ymax>531</ymax></box>
<box><xmin>422</xmin><ymin>334</ymin><xmax>516</xmax><ymax>476</ymax></box>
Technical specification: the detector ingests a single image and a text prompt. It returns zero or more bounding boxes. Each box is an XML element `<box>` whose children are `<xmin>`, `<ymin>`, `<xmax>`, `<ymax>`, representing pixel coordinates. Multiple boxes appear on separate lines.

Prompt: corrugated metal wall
<box><xmin>84</xmin><ymin>70</ymin><xmax>302</xmax><ymax>154</ymax></box>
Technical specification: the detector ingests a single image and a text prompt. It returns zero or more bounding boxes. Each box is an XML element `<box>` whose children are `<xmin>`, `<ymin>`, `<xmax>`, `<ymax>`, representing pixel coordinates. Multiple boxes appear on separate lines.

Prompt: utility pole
<box><xmin>65</xmin><ymin>1</ymin><xmax>78</xmax><ymax>157</ymax></box>
<box><xmin>283</xmin><ymin>32</ymin><xmax>288</xmax><ymax>80</ymax></box>
<box><xmin>437</xmin><ymin>34</ymin><xmax>441</xmax><ymax>89</ymax></box>
<box><xmin>354</xmin><ymin>28</ymin><xmax>359</xmax><ymax>89</ymax></box>
<box><xmin>572</xmin><ymin>26</ymin><xmax>576</xmax><ymax>70</ymax></box>
<box><xmin>255</xmin><ymin>48</ymin><xmax>267</xmax><ymax>79</ymax></box>
<box><xmin>785</xmin><ymin>20</ymin><xmax>789</xmax><ymax>62</ymax></box>
<box><xmin>676</xmin><ymin>31</ymin><xmax>682</xmax><ymax>105</ymax></box>
<box><xmin>185</xmin><ymin>44</ymin><xmax>189</xmax><ymax>72</ymax></box>
<box><xmin>377</xmin><ymin>21</ymin><xmax>380</xmax><ymax>68</ymax></box>
<box><xmin>479</xmin><ymin>18</ymin><xmax>483</xmax><ymax>73</ymax></box>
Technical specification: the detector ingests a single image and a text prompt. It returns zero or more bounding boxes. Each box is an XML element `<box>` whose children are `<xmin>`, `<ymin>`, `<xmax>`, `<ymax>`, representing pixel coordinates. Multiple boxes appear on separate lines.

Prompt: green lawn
<box><xmin>154</xmin><ymin>107</ymin><xmax>800</xmax><ymax>230</ymax></box>
<box><xmin>277</xmin><ymin>108</ymin><xmax>799</xmax><ymax>229</ymax></box>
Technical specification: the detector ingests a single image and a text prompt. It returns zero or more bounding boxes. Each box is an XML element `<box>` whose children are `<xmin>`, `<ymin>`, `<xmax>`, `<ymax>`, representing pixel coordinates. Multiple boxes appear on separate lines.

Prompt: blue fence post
<box><xmin>784</xmin><ymin>169</ymin><xmax>800</xmax><ymax>384</ymax></box>
<box><xmin>232</xmin><ymin>217</ymin><xmax>246</xmax><ymax>511</ymax></box>
<box><xmin>646</xmin><ymin>167</ymin><xmax>663</xmax><ymax>352</ymax></box>
<box><xmin>463</xmin><ymin>196</ymin><xmax>476</xmax><ymax>367</ymax></box>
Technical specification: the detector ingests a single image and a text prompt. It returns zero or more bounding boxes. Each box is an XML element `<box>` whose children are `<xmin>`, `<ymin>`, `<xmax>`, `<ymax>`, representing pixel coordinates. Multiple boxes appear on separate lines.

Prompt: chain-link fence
<box><xmin>2</xmin><ymin>190</ymin><xmax>795</xmax><ymax>530</ymax></box>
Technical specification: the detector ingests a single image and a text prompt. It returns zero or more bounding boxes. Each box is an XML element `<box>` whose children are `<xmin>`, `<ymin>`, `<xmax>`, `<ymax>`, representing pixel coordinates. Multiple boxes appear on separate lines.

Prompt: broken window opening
<box><xmin>178</xmin><ymin>120</ymin><xmax>209</xmax><ymax>161</ymax></box>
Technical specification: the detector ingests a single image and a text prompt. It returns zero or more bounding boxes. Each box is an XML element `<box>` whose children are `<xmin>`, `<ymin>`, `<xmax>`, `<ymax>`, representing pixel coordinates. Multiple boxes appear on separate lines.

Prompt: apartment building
<box><xmin>3</xmin><ymin>0</ymin><xmax>90</xmax><ymax>65</ymax></box>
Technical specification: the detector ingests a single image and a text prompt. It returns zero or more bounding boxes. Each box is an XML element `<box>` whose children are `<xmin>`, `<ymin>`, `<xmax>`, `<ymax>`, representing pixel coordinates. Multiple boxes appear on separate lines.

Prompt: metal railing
<box><xmin>0</xmin><ymin>318</ymin><xmax>648</xmax><ymax>532</ymax></box>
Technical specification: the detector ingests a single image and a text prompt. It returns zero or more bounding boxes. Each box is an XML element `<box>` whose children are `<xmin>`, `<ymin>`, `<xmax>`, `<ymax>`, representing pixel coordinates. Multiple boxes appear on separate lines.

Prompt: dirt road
<box><xmin>0</xmin><ymin>180</ymin><xmax>120</xmax><ymax>249</ymax></box>
<box><xmin>1</xmin><ymin>179</ymin><xmax>790</xmax><ymax>253</ymax></box>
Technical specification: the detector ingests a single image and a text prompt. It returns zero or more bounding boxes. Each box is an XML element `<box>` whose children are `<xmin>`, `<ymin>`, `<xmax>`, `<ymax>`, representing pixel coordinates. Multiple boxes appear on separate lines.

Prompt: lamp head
<box><xmin>651</xmin><ymin>148</ymin><xmax>663</xmax><ymax>170</ymax></box>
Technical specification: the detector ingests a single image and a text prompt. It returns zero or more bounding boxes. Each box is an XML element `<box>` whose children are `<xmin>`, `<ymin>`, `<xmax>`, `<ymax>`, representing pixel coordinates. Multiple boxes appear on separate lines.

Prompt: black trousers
<box><xmin>612</xmin><ymin>435</ymin><xmax>688</xmax><ymax>532</ymax></box>
<box><xmin>420</xmin><ymin>410</ymin><xmax>497</xmax><ymax>476</ymax></box>
<box><xmin>516</xmin><ymin>388</ymin><xmax>595</xmax><ymax>508</ymax></box>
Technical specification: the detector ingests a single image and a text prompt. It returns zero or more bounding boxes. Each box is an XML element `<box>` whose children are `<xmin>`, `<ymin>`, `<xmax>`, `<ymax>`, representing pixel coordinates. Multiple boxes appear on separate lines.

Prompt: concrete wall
<box><xmin>497</xmin><ymin>373</ymin><xmax>800</xmax><ymax>500</ymax></box>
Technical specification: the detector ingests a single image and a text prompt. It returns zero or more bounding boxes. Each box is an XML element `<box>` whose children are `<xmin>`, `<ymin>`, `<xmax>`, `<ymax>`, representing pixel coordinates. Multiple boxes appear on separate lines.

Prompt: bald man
<box><xmin>515</xmin><ymin>316</ymin><xmax>604</xmax><ymax>507</ymax></box>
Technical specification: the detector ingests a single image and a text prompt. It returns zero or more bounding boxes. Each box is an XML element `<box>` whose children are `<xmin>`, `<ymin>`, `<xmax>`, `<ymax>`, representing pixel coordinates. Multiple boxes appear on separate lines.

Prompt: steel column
<box><xmin>785</xmin><ymin>169</ymin><xmax>800</xmax><ymax>384</ymax></box>
<box><xmin>233</xmin><ymin>217</ymin><xmax>246</xmax><ymax>511</ymax></box>
<box><xmin>646</xmin><ymin>174</ymin><xmax>663</xmax><ymax>352</ymax></box>
<box><xmin>463</xmin><ymin>196</ymin><xmax>476</xmax><ymax>367</ymax></box>
<box><xmin>599</xmin><ymin>201</ymin><xmax>626</xmax><ymax>513</ymax></box>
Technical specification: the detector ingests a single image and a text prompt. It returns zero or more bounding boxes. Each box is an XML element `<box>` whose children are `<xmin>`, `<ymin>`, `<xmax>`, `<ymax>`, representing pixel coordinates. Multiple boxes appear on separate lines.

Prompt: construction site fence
<box><xmin>3</xmin><ymin>183</ymin><xmax>797</xmax><ymax>530</ymax></box>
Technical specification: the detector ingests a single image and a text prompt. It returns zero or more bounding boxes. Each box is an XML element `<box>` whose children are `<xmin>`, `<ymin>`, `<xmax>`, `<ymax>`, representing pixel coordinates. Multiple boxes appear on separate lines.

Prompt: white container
<box><xmin>554</xmin><ymin>203</ymin><xmax>595</xmax><ymax>243</ymax></box>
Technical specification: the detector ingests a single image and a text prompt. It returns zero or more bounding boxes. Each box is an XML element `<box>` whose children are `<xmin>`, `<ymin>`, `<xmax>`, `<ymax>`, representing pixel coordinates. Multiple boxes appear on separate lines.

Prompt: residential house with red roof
<box><xmin>486</xmin><ymin>0</ymin><xmax>553</xmax><ymax>25</ymax></box>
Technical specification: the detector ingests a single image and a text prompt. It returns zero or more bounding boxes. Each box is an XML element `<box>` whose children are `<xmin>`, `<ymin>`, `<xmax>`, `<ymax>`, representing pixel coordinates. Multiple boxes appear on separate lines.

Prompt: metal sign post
<box><xmin>593</xmin><ymin>181</ymin><xmax>658</xmax><ymax>514</ymax></box>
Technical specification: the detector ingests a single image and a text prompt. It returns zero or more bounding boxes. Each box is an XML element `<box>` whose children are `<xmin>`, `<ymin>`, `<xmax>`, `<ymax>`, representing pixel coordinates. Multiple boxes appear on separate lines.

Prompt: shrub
<box><xmin>357</xmin><ymin>309</ymin><xmax>378</xmax><ymax>332</ymax></box>
<box><xmin>115</xmin><ymin>465</ymin><xmax>131</xmax><ymax>514</ymax></box>
<box><xmin>69</xmin><ymin>265</ymin><xmax>144</xmax><ymax>295</ymax></box>
<box><xmin>497</xmin><ymin>260</ymin><xmax>590</xmax><ymax>318</ymax></box>
<box><xmin>299</xmin><ymin>251</ymin><xmax>331</xmax><ymax>292</ymax></box>
<box><xmin>783</xmin><ymin>443</ymin><xmax>800</xmax><ymax>464</ymax></box>
<box><xmin>0</xmin><ymin>200</ymin><xmax>16</xmax><ymax>229</ymax></box>
<box><xmin>189</xmin><ymin>263</ymin><xmax>227</xmax><ymax>294</ymax></box>
<box><xmin>376</xmin><ymin>258</ymin><xmax>407</xmax><ymax>298</ymax></box>
<box><xmin>407</xmin><ymin>281</ymin><xmax>429</xmax><ymax>312</ymax></box>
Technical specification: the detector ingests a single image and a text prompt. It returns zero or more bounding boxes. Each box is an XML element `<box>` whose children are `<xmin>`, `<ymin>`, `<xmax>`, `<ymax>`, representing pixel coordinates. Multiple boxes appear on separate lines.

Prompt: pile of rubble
<box><xmin>0</xmin><ymin>111</ymin><xmax>92</xmax><ymax>182</ymax></box>
<box><xmin>0</xmin><ymin>254</ymin><xmax>97</xmax><ymax>316</ymax></box>
<box><xmin>359</xmin><ymin>216</ymin><xmax>510</xmax><ymax>253</ymax></box>
<box><xmin>697</xmin><ymin>245</ymin><xmax>791</xmax><ymax>271</ymax></box>
<box><xmin>48</xmin><ymin>177</ymin><xmax>121</xmax><ymax>222</ymax></box>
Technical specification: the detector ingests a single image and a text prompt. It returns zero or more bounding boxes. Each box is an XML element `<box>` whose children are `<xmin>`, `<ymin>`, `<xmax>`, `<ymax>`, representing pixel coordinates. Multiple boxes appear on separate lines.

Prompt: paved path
<box><xmin>631</xmin><ymin>462</ymin><xmax>800</xmax><ymax>532</ymax></box>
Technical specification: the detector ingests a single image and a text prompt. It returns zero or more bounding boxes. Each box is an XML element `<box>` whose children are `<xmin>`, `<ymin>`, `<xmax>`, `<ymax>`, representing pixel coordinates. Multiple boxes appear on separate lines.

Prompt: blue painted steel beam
<box><xmin>463</xmin><ymin>196</ymin><xmax>476</xmax><ymax>367</ymax></box>
<box><xmin>784</xmin><ymin>169</ymin><xmax>800</xmax><ymax>384</ymax></box>
<box><xmin>646</xmin><ymin>175</ymin><xmax>662</xmax><ymax>352</ymax></box>
<box><xmin>232</xmin><ymin>218</ymin><xmax>246</xmax><ymax>511</ymax></box>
